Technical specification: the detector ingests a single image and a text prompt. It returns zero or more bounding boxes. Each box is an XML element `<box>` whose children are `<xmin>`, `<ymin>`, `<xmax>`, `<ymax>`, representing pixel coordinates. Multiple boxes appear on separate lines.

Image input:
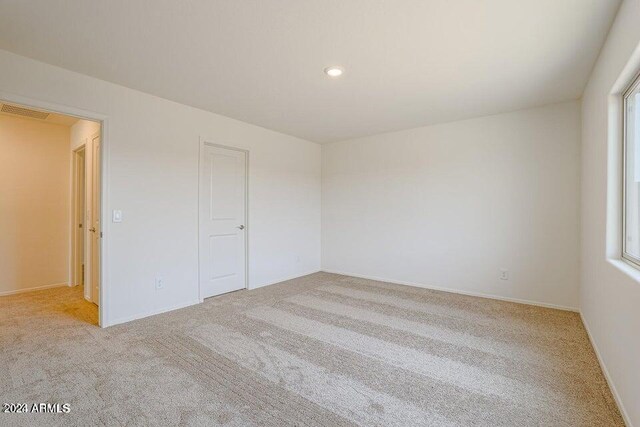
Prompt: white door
<box><xmin>89</xmin><ymin>134</ymin><xmax>101</xmax><ymax>305</ymax></box>
<box><xmin>199</xmin><ymin>144</ymin><xmax>247</xmax><ymax>299</ymax></box>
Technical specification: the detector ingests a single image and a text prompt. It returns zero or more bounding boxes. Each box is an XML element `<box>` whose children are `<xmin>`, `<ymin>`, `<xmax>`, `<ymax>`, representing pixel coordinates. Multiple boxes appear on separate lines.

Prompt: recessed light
<box><xmin>324</xmin><ymin>66</ymin><xmax>344</xmax><ymax>77</ymax></box>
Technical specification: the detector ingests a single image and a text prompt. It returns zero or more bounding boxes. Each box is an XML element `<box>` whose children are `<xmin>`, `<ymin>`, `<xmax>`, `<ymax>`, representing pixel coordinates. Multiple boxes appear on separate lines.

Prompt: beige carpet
<box><xmin>0</xmin><ymin>273</ymin><xmax>624</xmax><ymax>426</ymax></box>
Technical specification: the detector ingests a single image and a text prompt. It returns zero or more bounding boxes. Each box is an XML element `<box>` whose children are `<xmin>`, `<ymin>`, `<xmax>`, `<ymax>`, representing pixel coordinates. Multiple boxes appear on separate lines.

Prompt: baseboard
<box><xmin>106</xmin><ymin>299</ymin><xmax>201</xmax><ymax>327</ymax></box>
<box><xmin>250</xmin><ymin>269</ymin><xmax>322</xmax><ymax>290</ymax></box>
<box><xmin>106</xmin><ymin>271</ymin><xmax>321</xmax><ymax>327</ymax></box>
<box><xmin>0</xmin><ymin>282</ymin><xmax>69</xmax><ymax>296</ymax></box>
<box><xmin>321</xmin><ymin>270</ymin><xmax>579</xmax><ymax>312</ymax></box>
<box><xmin>580</xmin><ymin>313</ymin><xmax>633</xmax><ymax>427</ymax></box>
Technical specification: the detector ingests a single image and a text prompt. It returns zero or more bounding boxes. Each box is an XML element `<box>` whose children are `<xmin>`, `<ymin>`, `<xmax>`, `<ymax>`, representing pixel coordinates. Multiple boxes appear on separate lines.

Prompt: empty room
<box><xmin>0</xmin><ymin>1</ymin><xmax>638</xmax><ymax>426</ymax></box>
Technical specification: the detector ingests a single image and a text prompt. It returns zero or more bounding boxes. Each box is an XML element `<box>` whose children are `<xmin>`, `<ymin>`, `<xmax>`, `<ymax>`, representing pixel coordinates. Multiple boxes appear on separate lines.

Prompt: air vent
<box><xmin>1</xmin><ymin>103</ymin><xmax>50</xmax><ymax>120</ymax></box>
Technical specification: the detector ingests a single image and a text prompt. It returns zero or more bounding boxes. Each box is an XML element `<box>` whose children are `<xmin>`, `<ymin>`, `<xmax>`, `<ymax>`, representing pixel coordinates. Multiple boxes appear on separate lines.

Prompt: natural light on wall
<box><xmin>623</xmin><ymin>76</ymin><xmax>640</xmax><ymax>265</ymax></box>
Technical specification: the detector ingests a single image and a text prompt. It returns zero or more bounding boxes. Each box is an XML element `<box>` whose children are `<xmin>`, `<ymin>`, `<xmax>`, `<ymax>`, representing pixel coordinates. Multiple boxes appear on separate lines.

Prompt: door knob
<box><xmin>237</xmin><ymin>225</ymin><xmax>245</xmax><ymax>230</ymax></box>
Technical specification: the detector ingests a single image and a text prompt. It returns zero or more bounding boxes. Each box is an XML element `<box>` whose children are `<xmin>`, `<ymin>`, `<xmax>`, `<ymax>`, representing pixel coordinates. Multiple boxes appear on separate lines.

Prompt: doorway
<box><xmin>199</xmin><ymin>142</ymin><xmax>248</xmax><ymax>299</ymax></box>
<box><xmin>0</xmin><ymin>95</ymin><xmax>105</xmax><ymax>325</ymax></box>
<box><xmin>71</xmin><ymin>131</ymin><xmax>101</xmax><ymax>306</ymax></box>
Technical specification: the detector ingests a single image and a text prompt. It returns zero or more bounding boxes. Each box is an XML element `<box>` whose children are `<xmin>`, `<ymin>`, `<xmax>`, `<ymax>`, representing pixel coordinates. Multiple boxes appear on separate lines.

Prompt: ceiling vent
<box><xmin>1</xmin><ymin>103</ymin><xmax>50</xmax><ymax>120</ymax></box>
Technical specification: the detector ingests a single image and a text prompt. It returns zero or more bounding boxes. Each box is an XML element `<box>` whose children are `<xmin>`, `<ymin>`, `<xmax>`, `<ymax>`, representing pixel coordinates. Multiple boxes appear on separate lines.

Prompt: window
<box><xmin>623</xmin><ymin>72</ymin><xmax>640</xmax><ymax>266</ymax></box>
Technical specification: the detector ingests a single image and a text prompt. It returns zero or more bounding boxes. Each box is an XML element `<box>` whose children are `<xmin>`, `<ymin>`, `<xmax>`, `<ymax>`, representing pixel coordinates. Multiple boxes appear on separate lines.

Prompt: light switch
<box><xmin>112</xmin><ymin>210</ymin><xmax>123</xmax><ymax>223</ymax></box>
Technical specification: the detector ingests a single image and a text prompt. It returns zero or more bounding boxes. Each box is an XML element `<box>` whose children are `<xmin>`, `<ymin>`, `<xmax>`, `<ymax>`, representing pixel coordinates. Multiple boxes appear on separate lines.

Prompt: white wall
<box><xmin>581</xmin><ymin>0</ymin><xmax>640</xmax><ymax>424</ymax></box>
<box><xmin>0</xmin><ymin>49</ymin><xmax>321</xmax><ymax>326</ymax></box>
<box><xmin>323</xmin><ymin>101</ymin><xmax>581</xmax><ymax>310</ymax></box>
<box><xmin>0</xmin><ymin>114</ymin><xmax>71</xmax><ymax>294</ymax></box>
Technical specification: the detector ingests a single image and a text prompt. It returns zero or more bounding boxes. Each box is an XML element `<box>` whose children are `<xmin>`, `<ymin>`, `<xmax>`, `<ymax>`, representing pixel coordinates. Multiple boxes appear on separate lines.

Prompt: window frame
<box><xmin>622</xmin><ymin>71</ymin><xmax>640</xmax><ymax>268</ymax></box>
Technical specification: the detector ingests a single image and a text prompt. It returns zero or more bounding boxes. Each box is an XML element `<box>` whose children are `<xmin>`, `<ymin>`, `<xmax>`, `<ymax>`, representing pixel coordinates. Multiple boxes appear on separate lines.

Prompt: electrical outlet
<box><xmin>155</xmin><ymin>277</ymin><xmax>164</xmax><ymax>290</ymax></box>
<box><xmin>499</xmin><ymin>269</ymin><xmax>509</xmax><ymax>281</ymax></box>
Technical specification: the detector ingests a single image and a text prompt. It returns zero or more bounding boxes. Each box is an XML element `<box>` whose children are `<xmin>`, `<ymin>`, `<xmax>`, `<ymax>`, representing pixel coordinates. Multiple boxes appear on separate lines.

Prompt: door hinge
<box><xmin>100</xmin><ymin>231</ymin><xmax>103</xmax><ymax>238</ymax></box>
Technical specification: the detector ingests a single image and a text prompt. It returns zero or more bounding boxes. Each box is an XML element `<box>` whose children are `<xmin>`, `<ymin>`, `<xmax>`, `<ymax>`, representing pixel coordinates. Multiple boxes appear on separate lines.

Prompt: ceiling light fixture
<box><xmin>324</xmin><ymin>66</ymin><xmax>344</xmax><ymax>77</ymax></box>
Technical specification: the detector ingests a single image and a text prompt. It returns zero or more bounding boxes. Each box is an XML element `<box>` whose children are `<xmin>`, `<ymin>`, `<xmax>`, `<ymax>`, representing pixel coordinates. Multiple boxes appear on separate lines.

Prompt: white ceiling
<box><xmin>0</xmin><ymin>0</ymin><xmax>620</xmax><ymax>143</ymax></box>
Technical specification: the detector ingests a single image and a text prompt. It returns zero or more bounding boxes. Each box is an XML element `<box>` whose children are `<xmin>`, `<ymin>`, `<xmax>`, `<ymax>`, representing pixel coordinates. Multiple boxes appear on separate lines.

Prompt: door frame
<box><xmin>198</xmin><ymin>138</ymin><xmax>249</xmax><ymax>302</ymax></box>
<box><xmin>71</xmin><ymin>145</ymin><xmax>86</xmax><ymax>290</ymax></box>
<box><xmin>0</xmin><ymin>90</ymin><xmax>110</xmax><ymax>327</ymax></box>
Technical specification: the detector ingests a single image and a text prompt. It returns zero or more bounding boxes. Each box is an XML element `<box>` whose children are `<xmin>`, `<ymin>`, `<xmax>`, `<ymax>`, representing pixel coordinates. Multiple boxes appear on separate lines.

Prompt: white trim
<box><xmin>0</xmin><ymin>90</ymin><xmax>109</xmax><ymax>328</ymax></box>
<box><xmin>109</xmin><ymin>299</ymin><xmax>200</xmax><ymax>327</ymax></box>
<box><xmin>99</xmin><ymin>119</ymin><xmax>110</xmax><ymax>328</ymax></box>
<box><xmin>197</xmin><ymin>270</ymin><xmax>321</xmax><ymax>303</ymax></box>
<box><xmin>0</xmin><ymin>282</ymin><xmax>68</xmax><ymax>297</ymax></box>
<box><xmin>197</xmin><ymin>139</ymin><xmax>250</xmax><ymax>301</ymax></box>
<box><xmin>580</xmin><ymin>313</ymin><xmax>633</xmax><ymax>427</ymax></box>
<box><xmin>250</xmin><ymin>270</ymin><xmax>322</xmax><ymax>291</ymax></box>
<box><xmin>322</xmin><ymin>270</ymin><xmax>580</xmax><ymax>312</ymax></box>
